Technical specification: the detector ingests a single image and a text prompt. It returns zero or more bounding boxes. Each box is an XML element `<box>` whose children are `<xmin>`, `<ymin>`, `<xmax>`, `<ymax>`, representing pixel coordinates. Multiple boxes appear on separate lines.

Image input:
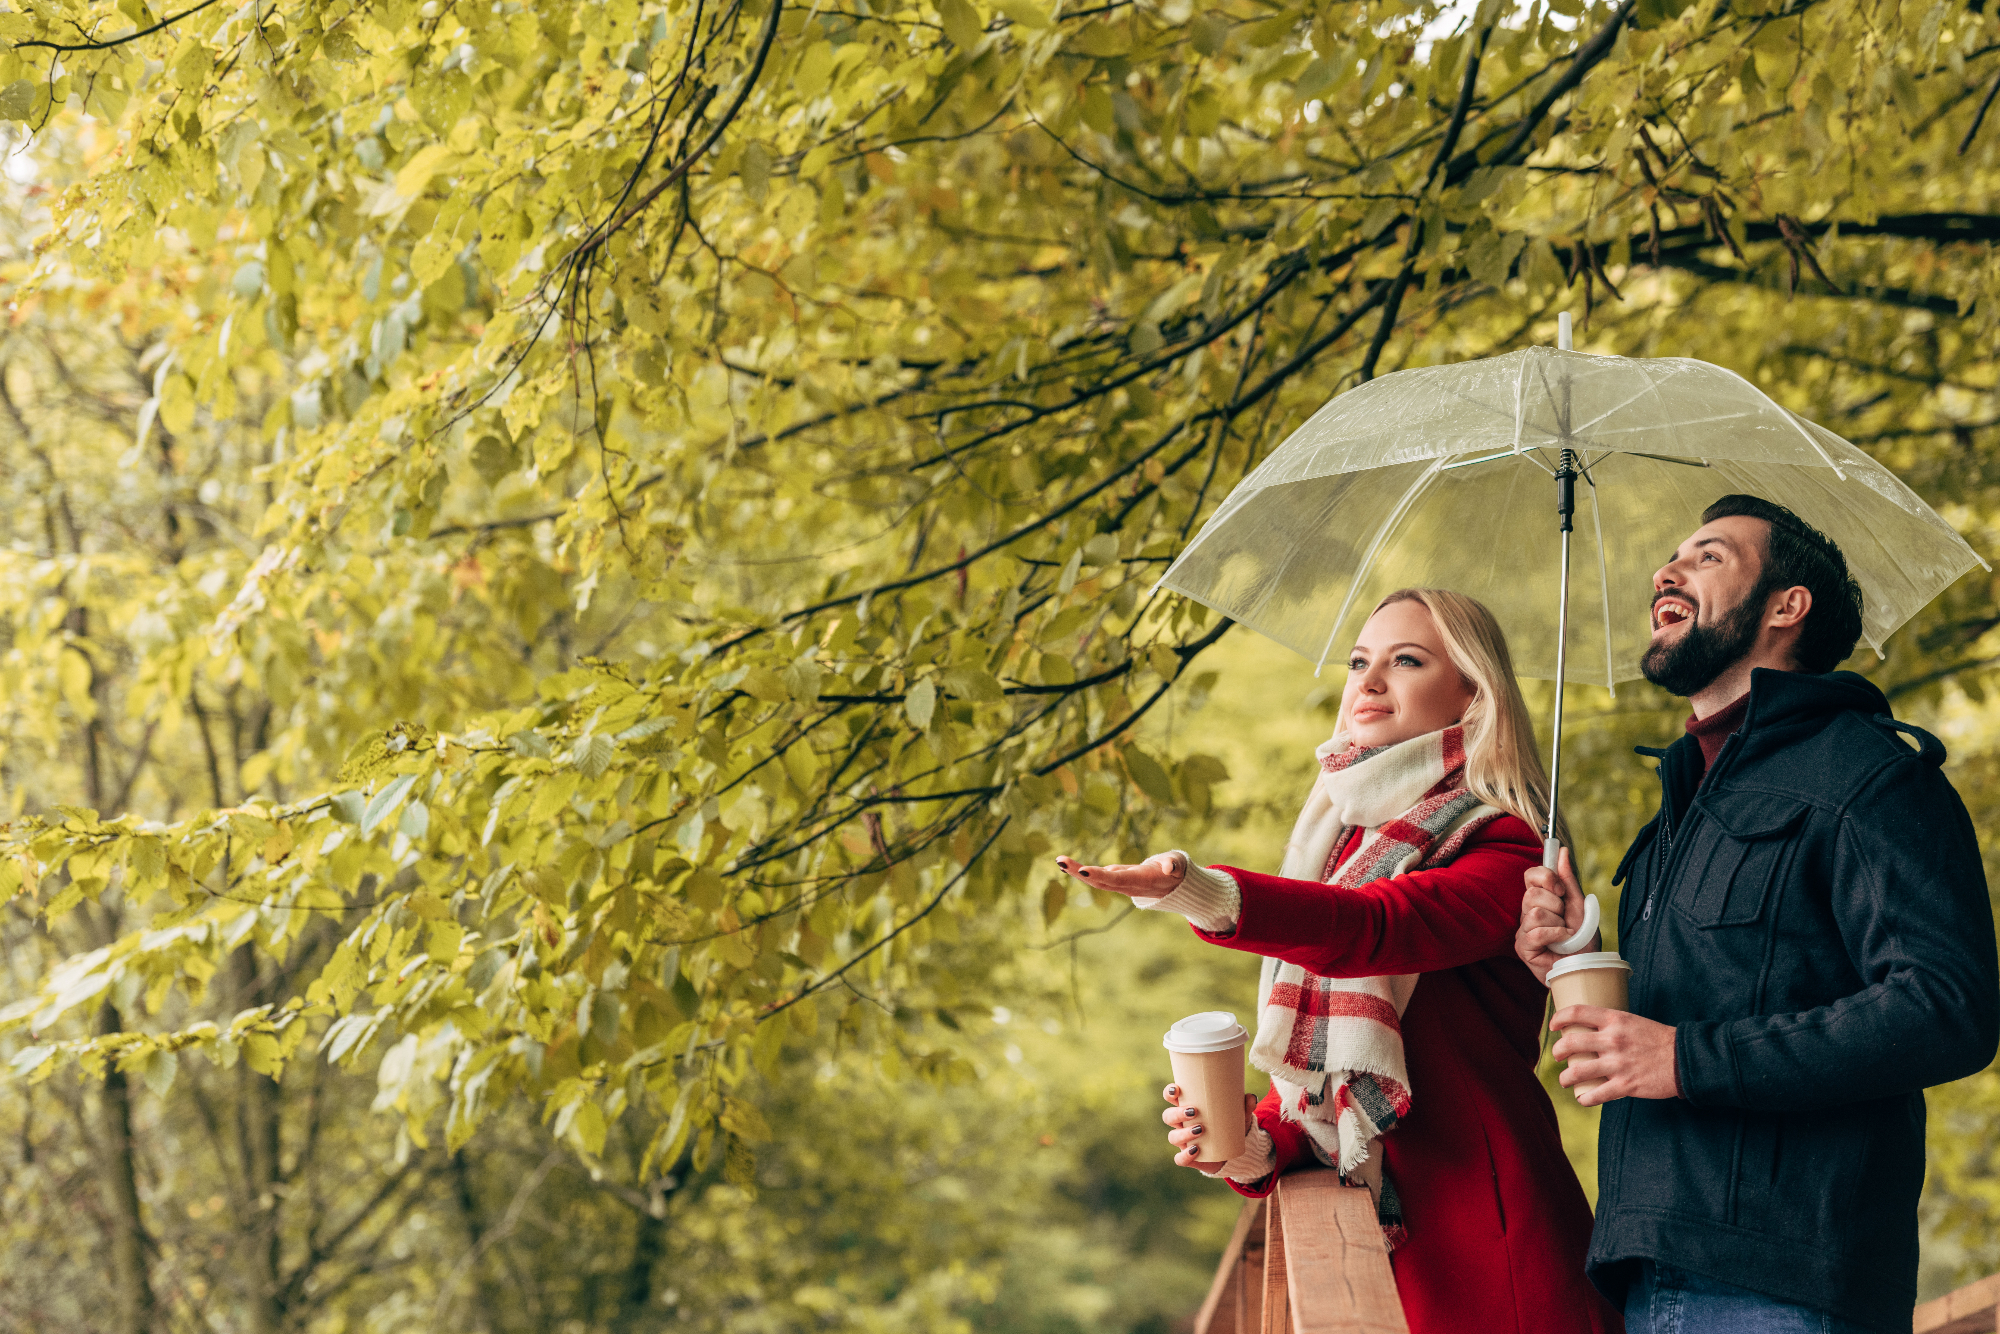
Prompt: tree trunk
<box><xmin>96</xmin><ymin>1000</ymin><xmax>159</xmax><ymax>1334</ymax></box>
<box><xmin>233</xmin><ymin>946</ymin><xmax>286</xmax><ymax>1334</ymax></box>
<box><xmin>612</xmin><ymin>1209</ymin><xmax>668</xmax><ymax>1333</ymax></box>
<box><xmin>449</xmin><ymin>1150</ymin><xmax>506</xmax><ymax>1334</ymax></box>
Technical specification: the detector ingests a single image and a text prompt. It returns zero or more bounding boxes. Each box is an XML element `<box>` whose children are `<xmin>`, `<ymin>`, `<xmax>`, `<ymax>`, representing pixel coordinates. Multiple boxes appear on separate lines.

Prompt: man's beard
<box><xmin>1640</xmin><ymin>588</ymin><xmax>1767</xmax><ymax>697</ymax></box>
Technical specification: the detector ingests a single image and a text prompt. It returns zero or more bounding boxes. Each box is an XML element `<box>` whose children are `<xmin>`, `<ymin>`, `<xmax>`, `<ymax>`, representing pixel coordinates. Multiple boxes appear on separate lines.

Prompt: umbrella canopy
<box><xmin>1159</xmin><ymin>346</ymin><xmax>1987</xmax><ymax>686</ymax></box>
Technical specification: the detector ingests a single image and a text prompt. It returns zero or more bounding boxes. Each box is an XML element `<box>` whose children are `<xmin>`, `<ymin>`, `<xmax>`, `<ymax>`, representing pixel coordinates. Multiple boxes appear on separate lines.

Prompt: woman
<box><xmin>1056</xmin><ymin>589</ymin><xmax>1621</xmax><ymax>1334</ymax></box>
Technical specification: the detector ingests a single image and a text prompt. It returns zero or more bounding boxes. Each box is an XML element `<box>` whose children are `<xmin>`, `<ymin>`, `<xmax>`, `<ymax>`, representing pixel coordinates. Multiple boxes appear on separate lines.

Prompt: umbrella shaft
<box><xmin>1546</xmin><ymin>450</ymin><xmax>1580</xmax><ymax>845</ymax></box>
<box><xmin>1547</xmin><ymin>523</ymin><xmax>1572</xmax><ymax>846</ymax></box>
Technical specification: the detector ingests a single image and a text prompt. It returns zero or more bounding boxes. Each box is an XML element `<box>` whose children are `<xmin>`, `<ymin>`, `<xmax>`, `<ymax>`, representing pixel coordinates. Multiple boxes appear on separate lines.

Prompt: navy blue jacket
<box><xmin>1589</xmin><ymin>669</ymin><xmax>1998</xmax><ymax>1331</ymax></box>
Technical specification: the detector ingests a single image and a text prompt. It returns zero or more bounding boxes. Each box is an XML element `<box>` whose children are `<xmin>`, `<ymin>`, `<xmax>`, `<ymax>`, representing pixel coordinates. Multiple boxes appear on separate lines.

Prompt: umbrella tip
<box><xmin>1557</xmin><ymin>311</ymin><xmax>1572</xmax><ymax>351</ymax></box>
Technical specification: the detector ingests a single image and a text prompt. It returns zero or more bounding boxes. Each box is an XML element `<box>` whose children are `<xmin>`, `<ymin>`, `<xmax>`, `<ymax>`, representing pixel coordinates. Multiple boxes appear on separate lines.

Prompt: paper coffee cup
<box><xmin>1163</xmin><ymin>1011</ymin><xmax>1250</xmax><ymax>1162</ymax></box>
<box><xmin>1546</xmin><ymin>951</ymin><xmax>1632</xmax><ymax>1094</ymax></box>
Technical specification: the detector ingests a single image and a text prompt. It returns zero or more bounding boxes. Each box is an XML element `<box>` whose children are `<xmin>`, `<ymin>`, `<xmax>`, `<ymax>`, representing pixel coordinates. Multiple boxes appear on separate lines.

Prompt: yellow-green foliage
<box><xmin>0</xmin><ymin>0</ymin><xmax>1996</xmax><ymax>1322</ymax></box>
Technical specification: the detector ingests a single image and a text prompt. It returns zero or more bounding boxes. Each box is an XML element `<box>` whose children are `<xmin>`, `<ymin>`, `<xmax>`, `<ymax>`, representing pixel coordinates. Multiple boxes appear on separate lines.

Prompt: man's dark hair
<box><xmin>1701</xmin><ymin>494</ymin><xmax>1865</xmax><ymax>673</ymax></box>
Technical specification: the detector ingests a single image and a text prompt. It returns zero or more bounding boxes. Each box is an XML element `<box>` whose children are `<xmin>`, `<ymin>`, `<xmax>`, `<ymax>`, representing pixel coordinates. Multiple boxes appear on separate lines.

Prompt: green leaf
<box><xmin>741</xmin><ymin>667</ymin><xmax>789</xmax><ymax>703</ymax></box>
<box><xmin>140</xmin><ymin>1047</ymin><xmax>178</xmax><ymax>1097</ymax></box>
<box><xmin>905</xmin><ymin>677</ymin><xmax>936</xmax><ymax>730</ymax></box>
<box><xmin>322</xmin><ymin>1012</ymin><xmax>383</xmax><ymax>1065</ymax></box>
<box><xmin>1190</xmin><ymin>14</ymin><xmax>1229</xmax><ymax>56</ymax></box>
<box><xmin>571</xmin><ymin>1100</ymin><xmax>607</xmax><ymax>1156</ymax></box>
<box><xmin>126</xmin><ymin>836</ymin><xmax>166</xmax><ymax>885</ymax></box>
<box><xmin>1122</xmin><ymin>748</ymin><xmax>1175</xmax><ymax>805</ymax></box>
<box><xmin>573</xmin><ymin>733</ymin><xmax>615</xmax><ymax>779</ymax></box>
<box><xmin>1178</xmin><ymin>754</ymin><xmax>1231</xmax><ymax>784</ymax></box>
<box><xmin>471</xmin><ymin>435</ymin><xmax>518</xmax><ymax>485</ymax></box>
<box><xmin>741</xmin><ymin>142</ymin><xmax>771</xmax><ymax>203</ymax></box>
<box><xmin>939</xmin><ymin>0</ymin><xmax>984</xmax><ymax>48</ymax></box>
<box><xmin>940</xmin><ymin>666</ymin><xmax>1004</xmax><ymax>702</ymax></box>
<box><xmin>361</xmin><ymin>773</ymin><xmax>418</xmax><ymax>836</ymax></box>
<box><xmin>9</xmin><ymin>1045</ymin><xmax>53</xmax><ymax>1078</ymax></box>
<box><xmin>992</xmin><ymin>0</ymin><xmax>1049</xmax><ymax>27</ymax></box>
<box><xmin>781</xmin><ymin>659</ymin><xmax>824</xmax><ymax>702</ymax></box>
<box><xmin>395</xmin><ymin>143</ymin><xmax>459</xmax><ymax>198</ymax></box>
<box><xmin>720</xmin><ymin>1098</ymin><xmax>772</xmax><ymax>1144</ymax></box>
<box><xmin>528</xmin><ymin>772</ymin><xmax>582</xmax><ymax>825</ymax></box>
<box><xmin>0</xmin><ymin>81</ymin><xmax>35</xmax><ymax>122</ymax></box>
<box><xmin>1057</xmin><ymin>548</ymin><xmax>1083</xmax><ymax>594</ymax></box>
<box><xmin>168</xmin><ymin>38</ymin><xmax>210</xmax><ymax>89</ymax></box>
<box><xmin>751</xmin><ymin>1015</ymin><xmax>785</xmax><ymax>1078</ymax></box>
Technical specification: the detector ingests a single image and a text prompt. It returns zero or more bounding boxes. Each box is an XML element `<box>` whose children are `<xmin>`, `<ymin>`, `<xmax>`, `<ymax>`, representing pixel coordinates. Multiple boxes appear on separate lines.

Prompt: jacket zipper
<box><xmin>1645</xmin><ymin>767</ymin><xmax>1674</xmax><ymax>921</ymax></box>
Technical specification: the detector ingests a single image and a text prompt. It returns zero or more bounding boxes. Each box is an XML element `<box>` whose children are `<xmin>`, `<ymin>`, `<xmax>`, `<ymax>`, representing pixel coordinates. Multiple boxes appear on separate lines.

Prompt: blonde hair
<box><xmin>1362</xmin><ymin>588</ymin><xmax>1568</xmax><ymax>848</ymax></box>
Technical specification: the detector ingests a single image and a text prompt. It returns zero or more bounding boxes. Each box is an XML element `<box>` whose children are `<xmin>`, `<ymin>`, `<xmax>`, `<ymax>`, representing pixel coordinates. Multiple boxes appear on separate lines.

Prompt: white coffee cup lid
<box><xmin>1162</xmin><ymin>1010</ymin><xmax>1249</xmax><ymax>1054</ymax></box>
<box><xmin>1545</xmin><ymin>951</ymin><xmax>1631</xmax><ymax>985</ymax></box>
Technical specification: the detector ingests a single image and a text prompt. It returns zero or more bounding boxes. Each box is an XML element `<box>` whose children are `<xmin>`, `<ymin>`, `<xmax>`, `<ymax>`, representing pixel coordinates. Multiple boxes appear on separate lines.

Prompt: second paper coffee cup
<box><xmin>1546</xmin><ymin>951</ymin><xmax>1632</xmax><ymax>1094</ymax></box>
<box><xmin>1163</xmin><ymin>1011</ymin><xmax>1250</xmax><ymax>1162</ymax></box>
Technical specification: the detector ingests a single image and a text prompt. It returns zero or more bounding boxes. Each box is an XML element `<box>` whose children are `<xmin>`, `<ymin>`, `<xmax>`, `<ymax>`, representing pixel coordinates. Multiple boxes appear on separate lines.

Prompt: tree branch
<box><xmin>756</xmin><ymin>816</ymin><xmax>1010</xmax><ymax>1021</ymax></box>
<box><xmin>1448</xmin><ymin>0</ymin><xmax>1640</xmax><ymax>182</ymax></box>
<box><xmin>16</xmin><ymin>0</ymin><xmax>227</xmax><ymax>52</ymax></box>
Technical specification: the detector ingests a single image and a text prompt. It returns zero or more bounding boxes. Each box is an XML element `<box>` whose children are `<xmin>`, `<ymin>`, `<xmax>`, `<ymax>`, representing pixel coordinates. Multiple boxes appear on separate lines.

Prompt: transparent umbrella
<box><xmin>1158</xmin><ymin>316</ymin><xmax>1987</xmax><ymax>948</ymax></box>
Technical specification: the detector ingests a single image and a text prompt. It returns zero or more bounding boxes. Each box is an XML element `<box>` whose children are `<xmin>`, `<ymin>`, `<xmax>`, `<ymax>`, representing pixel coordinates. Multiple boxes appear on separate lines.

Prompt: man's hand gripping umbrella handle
<box><xmin>1544</xmin><ymin>838</ymin><xmax>1600</xmax><ymax>956</ymax></box>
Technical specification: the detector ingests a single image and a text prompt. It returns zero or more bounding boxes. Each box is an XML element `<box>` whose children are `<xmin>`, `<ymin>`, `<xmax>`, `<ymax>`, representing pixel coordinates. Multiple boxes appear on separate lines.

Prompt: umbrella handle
<box><xmin>1552</xmin><ymin>896</ymin><xmax>1600</xmax><ymax>956</ymax></box>
<box><xmin>1544</xmin><ymin>838</ymin><xmax>1600</xmax><ymax>955</ymax></box>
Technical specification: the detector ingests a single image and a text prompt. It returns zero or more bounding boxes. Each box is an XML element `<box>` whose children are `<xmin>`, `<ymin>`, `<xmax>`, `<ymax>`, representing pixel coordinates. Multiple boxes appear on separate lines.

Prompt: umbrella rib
<box><xmin>1531</xmin><ymin>355</ymin><xmax>1565</xmax><ymax>445</ymax></box>
<box><xmin>1618</xmin><ymin>450</ymin><xmax>1710</xmax><ymax>468</ymax></box>
<box><xmin>1779</xmin><ymin>410</ymin><xmax>1849</xmax><ymax>480</ymax></box>
<box><xmin>1707</xmin><ymin>361</ymin><xmax>1851</xmax><ymax>479</ymax></box>
<box><xmin>1313</xmin><ymin>459</ymin><xmax>1446</xmax><ymax>676</ymax></box>
<box><xmin>1432</xmin><ymin>379</ymin><xmax>1523</xmax><ymax>424</ymax></box>
<box><xmin>1564</xmin><ymin>378</ymin><xmax>1678</xmax><ymax>438</ymax></box>
<box><xmin>1589</xmin><ymin>471</ymin><xmax>1615</xmax><ymax>696</ymax></box>
<box><xmin>1440</xmin><ymin>448</ymin><xmax>1518</xmax><ymax>472</ymax></box>
<box><xmin>1576</xmin><ymin>411</ymin><xmax>1759</xmax><ymax>439</ymax></box>
<box><xmin>1511</xmin><ymin>362</ymin><xmax>1557</xmax><ymax>475</ymax></box>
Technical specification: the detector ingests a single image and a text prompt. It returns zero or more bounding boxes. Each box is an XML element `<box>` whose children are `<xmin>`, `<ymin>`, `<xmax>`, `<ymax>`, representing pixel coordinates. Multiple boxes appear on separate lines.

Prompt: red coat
<box><xmin>1198</xmin><ymin>815</ymin><xmax>1623</xmax><ymax>1334</ymax></box>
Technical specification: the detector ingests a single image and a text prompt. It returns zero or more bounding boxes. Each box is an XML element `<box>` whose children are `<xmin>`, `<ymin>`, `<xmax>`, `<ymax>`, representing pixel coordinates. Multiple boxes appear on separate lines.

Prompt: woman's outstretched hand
<box><xmin>1052</xmin><ymin>852</ymin><xmax>1186</xmax><ymax>898</ymax></box>
<box><xmin>1163</xmin><ymin>1083</ymin><xmax>1260</xmax><ymax>1173</ymax></box>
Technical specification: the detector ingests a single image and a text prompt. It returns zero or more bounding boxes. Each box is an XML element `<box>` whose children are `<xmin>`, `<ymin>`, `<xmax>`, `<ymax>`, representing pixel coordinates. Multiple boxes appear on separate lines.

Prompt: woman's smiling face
<box><xmin>1340</xmin><ymin>599</ymin><xmax>1478</xmax><ymax>749</ymax></box>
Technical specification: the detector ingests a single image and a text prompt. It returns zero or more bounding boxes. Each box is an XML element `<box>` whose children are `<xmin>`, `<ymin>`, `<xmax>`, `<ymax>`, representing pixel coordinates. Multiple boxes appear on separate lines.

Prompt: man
<box><xmin>1518</xmin><ymin>494</ymin><xmax>1998</xmax><ymax>1333</ymax></box>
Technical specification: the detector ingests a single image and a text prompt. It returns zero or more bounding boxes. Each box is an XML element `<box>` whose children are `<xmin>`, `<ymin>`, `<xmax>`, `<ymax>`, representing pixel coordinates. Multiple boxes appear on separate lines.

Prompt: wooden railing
<box><xmin>1915</xmin><ymin>1274</ymin><xmax>2000</xmax><ymax>1334</ymax></box>
<box><xmin>1193</xmin><ymin>1191</ymin><xmax>2000</xmax><ymax>1334</ymax></box>
<box><xmin>1192</xmin><ymin>1170</ymin><xmax>1407</xmax><ymax>1334</ymax></box>
<box><xmin>1192</xmin><ymin>1174</ymin><xmax>2000</xmax><ymax>1334</ymax></box>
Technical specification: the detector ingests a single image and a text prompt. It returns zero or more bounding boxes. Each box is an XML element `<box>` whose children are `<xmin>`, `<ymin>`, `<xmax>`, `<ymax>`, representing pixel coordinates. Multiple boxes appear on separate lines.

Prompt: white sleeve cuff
<box><xmin>1129</xmin><ymin>853</ymin><xmax>1240</xmax><ymax>933</ymax></box>
<box><xmin>1220</xmin><ymin>1121</ymin><xmax>1277</xmax><ymax>1184</ymax></box>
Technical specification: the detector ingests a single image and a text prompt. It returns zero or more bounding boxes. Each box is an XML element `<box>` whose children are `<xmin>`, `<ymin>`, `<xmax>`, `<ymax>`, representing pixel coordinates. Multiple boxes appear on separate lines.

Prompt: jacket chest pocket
<box><xmin>1671</xmin><ymin>795</ymin><xmax>1809</xmax><ymax>928</ymax></box>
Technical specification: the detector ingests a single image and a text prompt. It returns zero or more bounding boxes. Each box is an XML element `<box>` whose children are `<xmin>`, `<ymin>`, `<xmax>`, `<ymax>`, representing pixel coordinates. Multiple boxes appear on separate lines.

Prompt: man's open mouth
<box><xmin>1653</xmin><ymin>599</ymin><xmax>1695</xmax><ymax>630</ymax></box>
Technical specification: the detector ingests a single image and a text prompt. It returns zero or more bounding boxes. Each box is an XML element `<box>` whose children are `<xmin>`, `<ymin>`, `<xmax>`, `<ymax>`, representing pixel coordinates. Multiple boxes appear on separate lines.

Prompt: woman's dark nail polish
<box><xmin>1079</xmin><ymin>869</ymin><xmax>1091</xmax><ymax>877</ymax></box>
<box><xmin>1188</xmin><ymin>1124</ymin><xmax>1204</xmax><ymax>1136</ymax></box>
<box><xmin>1181</xmin><ymin>1107</ymin><xmax>1199</xmax><ymax>1117</ymax></box>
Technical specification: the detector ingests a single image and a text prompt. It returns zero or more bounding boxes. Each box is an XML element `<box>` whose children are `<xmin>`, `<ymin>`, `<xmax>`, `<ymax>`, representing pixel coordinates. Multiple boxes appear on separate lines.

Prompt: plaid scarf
<box><xmin>1250</xmin><ymin>724</ymin><xmax>1501</xmax><ymax>1248</ymax></box>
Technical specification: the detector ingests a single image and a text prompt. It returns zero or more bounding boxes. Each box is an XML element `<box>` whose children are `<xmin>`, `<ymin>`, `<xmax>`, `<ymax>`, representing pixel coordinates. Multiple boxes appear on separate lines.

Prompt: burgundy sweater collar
<box><xmin>1686</xmin><ymin>692</ymin><xmax>1751</xmax><ymax>772</ymax></box>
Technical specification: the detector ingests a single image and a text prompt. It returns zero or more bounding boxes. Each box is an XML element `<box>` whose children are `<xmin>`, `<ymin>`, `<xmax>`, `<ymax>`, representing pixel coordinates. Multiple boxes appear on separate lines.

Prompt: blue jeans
<box><xmin>1624</xmin><ymin>1262</ymin><xmax>1876</xmax><ymax>1334</ymax></box>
